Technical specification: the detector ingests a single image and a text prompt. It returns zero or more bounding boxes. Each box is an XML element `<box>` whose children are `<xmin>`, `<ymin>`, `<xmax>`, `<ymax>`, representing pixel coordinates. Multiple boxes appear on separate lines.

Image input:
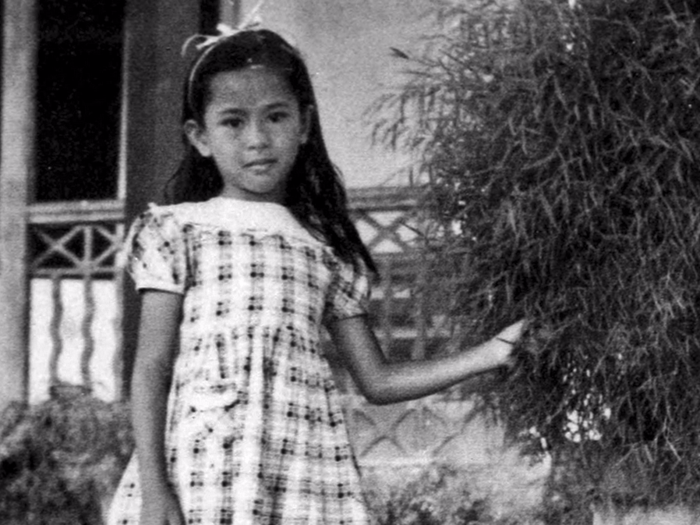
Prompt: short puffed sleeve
<box><xmin>124</xmin><ymin>207</ymin><xmax>187</xmax><ymax>294</ymax></box>
<box><xmin>323</xmin><ymin>257</ymin><xmax>372</xmax><ymax>324</ymax></box>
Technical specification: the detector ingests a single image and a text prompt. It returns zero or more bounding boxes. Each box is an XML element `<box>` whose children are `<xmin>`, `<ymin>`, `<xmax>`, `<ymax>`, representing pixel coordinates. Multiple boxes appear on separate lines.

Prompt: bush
<box><xmin>0</xmin><ymin>385</ymin><xmax>133</xmax><ymax>525</ymax></box>
<box><xmin>372</xmin><ymin>0</ymin><xmax>700</xmax><ymax>517</ymax></box>
<box><xmin>365</xmin><ymin>464</ymin><xmax>530</xmax><ymax>525</ymax></box>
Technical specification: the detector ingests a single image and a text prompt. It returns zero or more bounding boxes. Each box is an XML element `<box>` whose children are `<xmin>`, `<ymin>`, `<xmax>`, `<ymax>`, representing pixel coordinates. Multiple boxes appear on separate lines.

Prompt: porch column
<box><xmin>120</xmin><ymin>0</ymin><xmax>202</xmax><ymax>396</ymax></box>
<box><xmin>0</xmin><ymin>0</ymin><xmax>37</xmax><ymax>412</ymax></box>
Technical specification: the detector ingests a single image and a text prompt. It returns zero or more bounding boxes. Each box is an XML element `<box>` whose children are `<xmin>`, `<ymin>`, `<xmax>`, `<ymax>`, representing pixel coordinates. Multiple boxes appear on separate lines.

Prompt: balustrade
<box><xmin>26</xmin><ymin>188</ymin><xmax>480</xmax><ymax>468</ymax></box>
<box><xmin>28</xmin><ymin>200</ymin><xmax>125</xmax><ymax>401</ymax></box>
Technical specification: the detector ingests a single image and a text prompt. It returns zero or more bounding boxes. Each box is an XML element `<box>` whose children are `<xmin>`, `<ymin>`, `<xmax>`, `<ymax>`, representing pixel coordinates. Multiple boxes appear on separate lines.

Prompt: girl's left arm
<box><xmin>327</xmin><ymin>316</ymin><xmax>525</xmax><ymax>405</ymax></box>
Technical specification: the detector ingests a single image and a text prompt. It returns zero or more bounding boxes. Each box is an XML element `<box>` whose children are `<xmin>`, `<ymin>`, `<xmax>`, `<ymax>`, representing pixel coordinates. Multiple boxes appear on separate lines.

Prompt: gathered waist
<box><xmin>173</xmin><ymin>322</ymin><xmax>328</xmax><ymax>388</ymax></box>
<box><xmin>181</xmin><ymin>321</ymin><xmax>321</xmax><ymax>345</ymax></box>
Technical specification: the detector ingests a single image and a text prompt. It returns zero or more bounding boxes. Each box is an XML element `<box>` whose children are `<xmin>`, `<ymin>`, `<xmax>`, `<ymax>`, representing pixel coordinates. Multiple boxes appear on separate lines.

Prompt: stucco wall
<box><xmin>230</xmin><ymin>0</ymin><xmax>432</xmax><ymax>188</ymax></box>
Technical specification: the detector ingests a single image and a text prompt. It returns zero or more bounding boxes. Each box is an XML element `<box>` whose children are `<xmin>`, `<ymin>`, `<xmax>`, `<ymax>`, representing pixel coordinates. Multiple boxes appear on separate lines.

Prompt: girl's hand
<box><xmin>496</xmin><ymin>318</ymin><xmax>527</xmax><ymax>345</ymax></box>
<box><xmin>490</xmin><ymin>318</ymin><xmax>528</xmax><ymax>368</ymax></box>
<box><xmin>140</xmin><ymin>489</ymin><xmax>185</xmax><ymax>525</ymax></box>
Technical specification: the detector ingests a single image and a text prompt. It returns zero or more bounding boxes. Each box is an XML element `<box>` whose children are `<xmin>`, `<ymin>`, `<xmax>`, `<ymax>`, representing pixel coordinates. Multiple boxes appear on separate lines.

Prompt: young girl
<box><xmin>108</xmin><ymin>28</ymin><xmax>526</xmax><ymax>525</ymax></box>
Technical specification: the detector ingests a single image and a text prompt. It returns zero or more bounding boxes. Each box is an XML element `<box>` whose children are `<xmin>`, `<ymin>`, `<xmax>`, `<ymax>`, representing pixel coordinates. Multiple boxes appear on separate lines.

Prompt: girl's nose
<box><xmin>245</xmin><ymin>120</ymin><xmax>270</xmax><ymax>148</ymax></box>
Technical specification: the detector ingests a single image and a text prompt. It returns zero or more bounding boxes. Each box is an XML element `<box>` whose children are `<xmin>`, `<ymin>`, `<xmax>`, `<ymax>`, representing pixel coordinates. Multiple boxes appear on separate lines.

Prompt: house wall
<box><xmin>230</xmin><ymin>0</ymin><xmax>432</xmax><ymax>188</ymax></box>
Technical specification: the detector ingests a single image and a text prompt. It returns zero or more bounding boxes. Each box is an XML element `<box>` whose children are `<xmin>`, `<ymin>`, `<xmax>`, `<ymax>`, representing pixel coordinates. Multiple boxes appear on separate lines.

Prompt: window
<box><xmin>28</xmin><ymin>0</ymin><xmax>127</xmax><ymax>403</ymax></box>
<box><xmin>34</xmin><ymin>0</ymin><xmax>125</xmax><ymax>202</ymax></box>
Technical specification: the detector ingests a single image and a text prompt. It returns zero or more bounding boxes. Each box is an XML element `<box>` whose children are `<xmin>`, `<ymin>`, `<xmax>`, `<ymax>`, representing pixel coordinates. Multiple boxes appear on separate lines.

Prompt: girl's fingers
<box><xmin>499</xmin><ymin>318</ymin><xmax>528</xmax><ymax>343</ymax></box>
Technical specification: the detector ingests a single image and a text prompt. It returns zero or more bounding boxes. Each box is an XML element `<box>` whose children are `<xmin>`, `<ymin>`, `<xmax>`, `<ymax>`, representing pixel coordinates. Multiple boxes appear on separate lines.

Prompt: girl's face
<box><xmin>185</xmin><ymin>67</ymin><xmax>309</xmax><ymax>203</ymax></box>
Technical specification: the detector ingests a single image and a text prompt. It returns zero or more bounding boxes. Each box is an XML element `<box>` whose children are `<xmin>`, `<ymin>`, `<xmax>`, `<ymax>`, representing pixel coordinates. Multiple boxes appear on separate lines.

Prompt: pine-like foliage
<box><xmin>372</xmin><ymin>0</ymin><xmax>700</xmax><ymax>512</ymax></box>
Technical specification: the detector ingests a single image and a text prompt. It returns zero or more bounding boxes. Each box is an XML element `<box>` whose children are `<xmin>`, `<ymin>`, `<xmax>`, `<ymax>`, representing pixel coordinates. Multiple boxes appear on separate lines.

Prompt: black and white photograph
<box><xmin>1</xmin><ymin>1</ymin><xmax>699</xmax><ymax>524</ymax></box>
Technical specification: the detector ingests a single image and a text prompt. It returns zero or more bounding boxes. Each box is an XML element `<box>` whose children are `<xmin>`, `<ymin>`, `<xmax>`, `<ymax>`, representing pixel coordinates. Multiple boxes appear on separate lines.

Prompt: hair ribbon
<box><xmin>182</xmin><ymin>0</ymin><xmax>267</xmax><ymax>56</ymax></box>
<box><xmin>182</xmin><ymin>0</ymin><xmax>268</xmax><ymax>107</ymax></box>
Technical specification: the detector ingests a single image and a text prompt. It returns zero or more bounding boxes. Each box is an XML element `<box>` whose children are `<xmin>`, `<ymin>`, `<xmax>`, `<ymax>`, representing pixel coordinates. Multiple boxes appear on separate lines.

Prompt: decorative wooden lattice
<box><xmin>26</xmin><ymin>190</ymin><xmax>483</xmax><ymax>470</ymax></box>
<box><xmin>28</xmin><ymin>201</ymin><xmax>125</xmax><ymax>401</ymax></box>
<box><xmin>337</xmin><ymin>187</ymin><xmax>452</xmax><ymax>381</ymax></box>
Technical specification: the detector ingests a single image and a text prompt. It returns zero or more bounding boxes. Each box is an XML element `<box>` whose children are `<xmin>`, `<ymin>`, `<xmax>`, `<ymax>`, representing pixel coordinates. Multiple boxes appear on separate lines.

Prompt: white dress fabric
<box><xmin>108</xmin><ymin>197</ymin><xmax>372</xmax><ymax>525</ymax></box>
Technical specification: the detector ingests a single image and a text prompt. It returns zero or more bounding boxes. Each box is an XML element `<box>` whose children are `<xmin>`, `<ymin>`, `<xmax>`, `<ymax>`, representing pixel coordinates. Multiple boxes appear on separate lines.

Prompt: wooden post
<box><xmin>0</xmin><ymin>0</ymin><xmax>36</xmax><ymax>412</ymax></box>
<box><xmin>119</xmin><ymin>0</ymin><xmax>202</xmax><ymax>397</ymax></box>
<box><xmin>219</xmin><ymin>0</ymin><xmax>239</xmax><ymax>26</ymax></box>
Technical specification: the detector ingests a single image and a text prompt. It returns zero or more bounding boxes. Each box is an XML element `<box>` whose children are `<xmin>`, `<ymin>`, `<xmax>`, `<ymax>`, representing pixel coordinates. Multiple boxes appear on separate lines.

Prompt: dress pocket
<box><xmin>171</xmin><ymin>381</ymin><xmax>244</xmax><ymax>492</ymax></box>
<box><xmin>175</xmin><ymin>380</ymin><xmax>241</xmax><ymax>443</ymax></box>
<box><xmin>186</xmin><ymin>380</ymin><xmax>240</xmax><ymax>412</ymax></box>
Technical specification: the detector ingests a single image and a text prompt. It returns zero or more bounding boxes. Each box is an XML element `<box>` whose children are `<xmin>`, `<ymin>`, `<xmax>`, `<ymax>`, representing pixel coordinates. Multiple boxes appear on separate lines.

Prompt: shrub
<box><xmin>365</xmin><ymin>464</ymin><xmax>528</xmax><ymax>525</ymax></box>
<box><xmin>372</xmin><ymin>0</ymin><xmax>700</xmax><ymax>518</ymax></box>
<box><xmin>0</xmin><ymin>385</ymin><xmax>133</xmax><ymax>524</ymax></box>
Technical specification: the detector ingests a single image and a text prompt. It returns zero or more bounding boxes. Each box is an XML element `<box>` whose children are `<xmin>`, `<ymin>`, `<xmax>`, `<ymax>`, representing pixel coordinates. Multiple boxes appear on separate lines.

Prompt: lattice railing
<box><xmin>27</xmin><ymin>188</ymin><xmax>447</xmax><ymax>402</ymax></box>
<box><xmin>26</xmin><ymin>189</ymin><xmax>483</xmax><ymax>471</ymax></box>
<box><xmin>22</xmin><ymin>189</ymin><xmax>532</xmax><ymax>510</ymax></box>
<box><xmin>342</xmin><ymin>188</ymin><xmax>491</xmax><ymax>468</ymax></box>
<box><xmin>336</xmin><ymin>187</ymin><xmax>453</xmax><ymax>384</ymax></box>
<box><xmin>28</xmin><ymin>200</ymin><xmax>125</xmax><ymax>402</ymax></box>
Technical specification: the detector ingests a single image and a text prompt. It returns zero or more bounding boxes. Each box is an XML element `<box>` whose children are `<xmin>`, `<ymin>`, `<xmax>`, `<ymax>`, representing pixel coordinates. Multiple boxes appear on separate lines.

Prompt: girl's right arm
<box><xmin>130</xmin><ymin>289</ymin><xmax>185</xmax><ymax>525</ymax></box>
<box><xmin>328</xmin><ymin>316</ymin><xmax>526</xmax><ymax>405</ymax></box>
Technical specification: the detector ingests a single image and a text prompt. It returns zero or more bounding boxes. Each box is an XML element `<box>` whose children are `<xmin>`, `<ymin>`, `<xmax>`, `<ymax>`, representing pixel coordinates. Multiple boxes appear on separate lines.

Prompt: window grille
<box><xmin>28</xmin><ymin>201</ymin><xmax>125</xmax><ymax>402</ymax></box>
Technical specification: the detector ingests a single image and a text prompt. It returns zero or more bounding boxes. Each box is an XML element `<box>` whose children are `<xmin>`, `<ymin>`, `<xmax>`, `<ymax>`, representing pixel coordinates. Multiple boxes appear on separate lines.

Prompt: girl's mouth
<box><xmin>245</xmin><ymin>159</ymin><xmax>276</xmax><ymax>169</ymax></box>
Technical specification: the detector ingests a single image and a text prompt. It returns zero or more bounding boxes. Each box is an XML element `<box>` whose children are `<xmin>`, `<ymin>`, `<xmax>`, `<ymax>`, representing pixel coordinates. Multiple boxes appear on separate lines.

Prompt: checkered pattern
<box><xmin>108</xmin><ymin>198</ymin><xmax>372</xmax><ymax>525</ymax></box>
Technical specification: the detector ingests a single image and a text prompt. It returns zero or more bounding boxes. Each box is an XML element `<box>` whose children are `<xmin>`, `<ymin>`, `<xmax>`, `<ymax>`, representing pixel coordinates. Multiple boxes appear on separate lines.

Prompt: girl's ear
<box><xmin>184</xmin><ymin>120</ymin><xmax>212</xmax><ymax>157</ymax></box>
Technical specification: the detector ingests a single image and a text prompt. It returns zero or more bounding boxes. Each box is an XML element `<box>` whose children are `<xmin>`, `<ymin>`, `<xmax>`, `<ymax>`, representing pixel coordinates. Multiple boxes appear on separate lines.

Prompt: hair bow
<box><xmin>182</xmin><ymin>0</ymin><xmax>266</xmax><ymax>56</ymax></box>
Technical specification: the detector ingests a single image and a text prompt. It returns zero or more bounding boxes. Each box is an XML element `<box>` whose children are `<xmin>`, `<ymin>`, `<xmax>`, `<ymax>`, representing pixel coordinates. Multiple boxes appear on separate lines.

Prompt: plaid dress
<box><xmin>108</xmin><ymin>197</ymin><xmax>372</xmax><ymax>525</ymax></box>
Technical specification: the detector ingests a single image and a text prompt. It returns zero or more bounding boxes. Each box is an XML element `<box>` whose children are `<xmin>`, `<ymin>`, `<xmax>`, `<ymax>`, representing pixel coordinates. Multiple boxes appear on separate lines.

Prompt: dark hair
<box><xmin>165</xmin><ymin>29</ymin><xmax>376</xmax><ymax>274</ymax></box>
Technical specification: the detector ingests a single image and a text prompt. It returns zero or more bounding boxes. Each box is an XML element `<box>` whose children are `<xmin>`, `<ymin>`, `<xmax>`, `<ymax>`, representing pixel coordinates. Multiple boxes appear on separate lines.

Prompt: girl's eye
<box><xmin>268</xmin><ymin>111</ymin><xmax>290</xmax><ymax>124</ymax></box>
<box><xmin>222</xmin><ymin>118</ymin><xmax>244</xmax><ymax>129</ymax></box>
